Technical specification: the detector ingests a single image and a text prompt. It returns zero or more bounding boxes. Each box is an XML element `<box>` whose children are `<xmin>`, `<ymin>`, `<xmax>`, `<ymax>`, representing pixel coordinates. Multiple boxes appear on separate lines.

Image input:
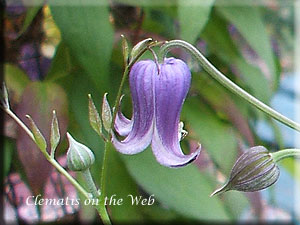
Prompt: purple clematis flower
<box><xmin>112</xmin><ymin>57</ymin><xmax>201</xmax><ymax>167</ymax></box>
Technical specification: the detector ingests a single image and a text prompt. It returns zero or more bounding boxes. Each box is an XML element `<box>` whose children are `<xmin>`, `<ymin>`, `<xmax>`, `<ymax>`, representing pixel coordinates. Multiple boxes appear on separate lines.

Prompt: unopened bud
<box><xmin>66</xmin><ymin>133</ymin><xmax>95</xmax><ymax>171</ymax></box>
<box><xmin>211</xmin><ymin>146</ymin><xmax>280</xmax><ymax>196</ymax></box>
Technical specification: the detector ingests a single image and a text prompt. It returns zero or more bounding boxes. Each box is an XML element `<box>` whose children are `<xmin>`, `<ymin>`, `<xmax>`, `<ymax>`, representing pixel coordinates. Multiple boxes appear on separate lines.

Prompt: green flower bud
<box><xmin>66</xmin><ymin>133</ymin><xmax>95</xmax><ymax>171</ymax></box>
<box><xmin>211</xmin><ymin>146</ymin><xmax>280</xmax><ymax>196</ymax></box>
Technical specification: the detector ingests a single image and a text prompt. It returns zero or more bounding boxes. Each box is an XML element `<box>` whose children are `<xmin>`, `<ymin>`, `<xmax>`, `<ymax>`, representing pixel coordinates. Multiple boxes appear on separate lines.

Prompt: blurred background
<box><xmin>3</xmin><ymin>0</ymin><xmax>300</xmax><ymax>224</ymax></box>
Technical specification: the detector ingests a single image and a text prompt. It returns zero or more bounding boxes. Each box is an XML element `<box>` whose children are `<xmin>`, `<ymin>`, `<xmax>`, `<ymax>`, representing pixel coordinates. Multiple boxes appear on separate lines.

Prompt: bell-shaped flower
<box><xmin>112</xmin><ymin>57</ymin><xmax>201</xmax><ymax>167</ymax></box>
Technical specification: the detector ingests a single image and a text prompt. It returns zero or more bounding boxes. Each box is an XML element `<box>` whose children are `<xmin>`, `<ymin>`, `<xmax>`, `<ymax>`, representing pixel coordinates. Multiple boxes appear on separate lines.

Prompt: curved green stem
<box><xmin>159</xmin><ymin>40</ymin><xmax>300</xmax><ymax>132</ymax></box>
<box><xmin>271</xmin><ymin>149</ymin><xmax>300</xmax><ymax>162</ymax></box>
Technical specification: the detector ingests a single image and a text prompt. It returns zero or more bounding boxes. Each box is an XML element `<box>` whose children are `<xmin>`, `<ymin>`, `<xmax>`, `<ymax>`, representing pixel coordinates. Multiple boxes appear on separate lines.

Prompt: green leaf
<box><xmin>102</xmin><ymin>93</ymin><xmax>112</xmax><ymax>132</ymax></box>
<box><xmin>50</xmin><ymin>2</ymin><xmax>113</xmax><ymax>91</ymax></box>
<box><xmin>217</xmin><ymin>6</ymin><xmax>278</xmax><ymax>87</ymax></box>
<box><xmin>183</xmin><ymin>98</ymin><xmax>237</xmax><ymax>175</ymax></box>
<box><xmin>121</xmin><ymin>149</ymin><xmax>231</xmax><ymax>221</ymax></box>
<box><xmin>178</xmin><ymin>0</ymin><xmax>215</xmax><ymax>43</ymax></box>
<box><xmin>26</xmin><ymin>115</ymin><xmax>48</xmax><ymax>153</ymax></box>
<box><xmin>50</xmin><ymin>110</ymin><xmax>60</xmax><ymax>158</ymax></box>
<box><xmin>88</xmin><ymin>94</ymin><xmax>103</xmax><ymax>137</ymax></box>
<box><xmin>106</xmin><ymin>143</ymin><xmax>145</xmax><ymax>223</ymax></box>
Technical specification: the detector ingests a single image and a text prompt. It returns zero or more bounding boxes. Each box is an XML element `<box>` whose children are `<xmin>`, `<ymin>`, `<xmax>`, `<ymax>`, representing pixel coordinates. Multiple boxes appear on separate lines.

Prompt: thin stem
<box><xmin>98</xmin><ymin>141</ymin><xmax>111</xmax><ymax>225</ymax></box>
<box><xmin>49</xmin><ymin>158</ymin><xmax>90</xmax><ymax>199</ymax></box>
<box><xmin>82</xmin><ymin>168</ymin><xmax>111</xmax><ymax>225</ymax></box>
<box><xmin>110</xmin><ymin>65</ymin><xmax>129</xmax><ymax>135</ymax></box>
<box><xmin>82</xmin><ymin>169</ymin><xmax>99</xmax><ymax>198</ymax></box>
<box><xmin>5</xmin><ymin>108</ymin><xmax>34</xmax><ymax>140</ymax></box>
<box><xmin>159</xmin><ymin>40</ymin><xmax>300</xmax><ymax>132</ymax></box>
<box><xmin>271</xmin><ymin>149</ymin><xmax>300</xmax><ymax>162</ymax></box>
<box><xmin>95</xmin><ymin>203</ymin><xmax>111</xmax><ymax>225</ymax></box>
<box><xmin>4</xmin><ymin>108</ymin><xmax>90</xmax><ymax>199</ymax></box>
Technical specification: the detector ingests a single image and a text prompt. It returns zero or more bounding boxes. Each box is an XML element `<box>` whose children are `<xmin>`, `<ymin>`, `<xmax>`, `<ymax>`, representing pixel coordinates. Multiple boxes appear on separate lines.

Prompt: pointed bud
<box><xmin>88</xmin><ymin>94</ymin><xmax>103</xmax><ymax>136</ymax></box>
<box><xmin>50</xmin><ymin>110</ymin><xmax>60</xmax><ymax>158</ymax></box>
<box><xmin>26</xmin><ymin>115</ymin><xmax>47</xmax><ymax>154</ymax></box>
<box><xmin>121</xmin><ymin>34</ymin><xmax>129</xmax><ymax>66</ymax></box>
<box><xmin>211</xmin><ymin>146</ymin><xmax>280</xmax><ymax>196</ymax></box>
<box><xmin>130</xmin><ymin>38</ymin><xmax>153</xmax><ymax>63</ymax></box>
<box><xmin>66</xmin><ymin>133</ymin><xmax>95</xmax><ymax>171</ymax></box>
<box><xmin>102</xmin><ymin>93</ymin><xmax>112</xmax><ymax>132</ymax></box>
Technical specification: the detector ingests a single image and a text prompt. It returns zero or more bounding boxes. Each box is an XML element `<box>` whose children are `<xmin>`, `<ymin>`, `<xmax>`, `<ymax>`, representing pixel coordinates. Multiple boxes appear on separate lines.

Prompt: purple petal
<box><xmin>112</xmin><ymin>60</ymin><xmax>156</xmax><ymax>154</ymax></box>
<box><xmin>152</xmin><ymin>58</ymin><xmax>201</xmax><ymax>167</ymax></box>
<box><xmin>114</xmin><ymin>96</ymin><xmax>133</xmax><ymax>136</ymax></box>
